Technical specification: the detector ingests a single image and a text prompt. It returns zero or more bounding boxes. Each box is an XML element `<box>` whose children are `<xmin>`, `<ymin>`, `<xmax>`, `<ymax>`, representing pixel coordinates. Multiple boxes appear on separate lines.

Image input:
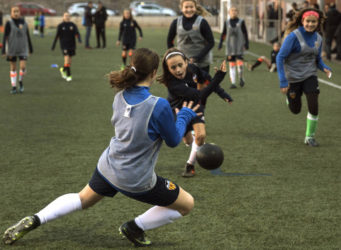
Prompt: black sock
<box><xmin>122</xmin><ymin>56</ymin><xmax>127</xmax><ymax>65</ymax></box>
<box><xmin>252</xmin><ymin>60</ymin><xmax>261</xmax><ymax>70</ymax></box>
<box><xmin>19</xmin><ymin>81</ymin><xmax>23</xmax><ymax>87</ymax></box>
<box><xmin>32</xmin><ymin>215</ymin><xmax>41</xmax><ymax>228</ymax></box>
<box><xmin>127</xmin><ymin>220</ymin><xmax>143</xmax><ymax>232</ymax></box>
<box><xmin>65</xmin><ymin>67</ymin><xmax>71</xmax><ymax>76</ymax></box>
<box><xmin>12</xmin><ymin>86</ymin><xmax>17</xmax><ymax>90</ymax></box>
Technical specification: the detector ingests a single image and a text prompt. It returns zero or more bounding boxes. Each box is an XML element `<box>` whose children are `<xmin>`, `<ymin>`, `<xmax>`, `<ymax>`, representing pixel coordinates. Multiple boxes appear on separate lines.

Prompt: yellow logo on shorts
<box><xmin>166</xmin><ymin>180</ymin><xmax>176</xmax><ymax>190</ymax></box>
<box><xmin>289</xmin><ymin>92</ymin><xmax>296</xmax><ymax>99</ymax></box>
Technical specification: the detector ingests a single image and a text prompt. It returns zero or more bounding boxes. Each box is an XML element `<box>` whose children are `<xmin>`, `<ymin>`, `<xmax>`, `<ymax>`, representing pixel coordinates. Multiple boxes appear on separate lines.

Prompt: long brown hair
<box><xmin>284</xmin><ymin>7</ymin><xmax>325</xmax><ymax>39</ymax></box>
<box><xmin>109</xmin><ymin>48</ymin><xmax>159</xmax><ymax>90</ymax></box>
<box><xmin>179</xmin><ymin>0</ymin><xmax>211</xmax><ymax>17</ymax></box>
<box><xmin>157</xmin><ymin>47</ymin><xmax>188</xmax><ymax>87</ymax></box>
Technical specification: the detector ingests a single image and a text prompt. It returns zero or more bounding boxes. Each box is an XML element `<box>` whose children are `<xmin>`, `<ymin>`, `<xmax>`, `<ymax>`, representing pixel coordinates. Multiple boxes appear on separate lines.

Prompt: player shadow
<box><xmin>210</xmin><ymin>168</ymin><xmax>272</xmax><ymax>176</ymax></box>
<box><xmin>14</xmin><ymin>225</ymin><xmax>177</xmax><ymax>249</ymax></box>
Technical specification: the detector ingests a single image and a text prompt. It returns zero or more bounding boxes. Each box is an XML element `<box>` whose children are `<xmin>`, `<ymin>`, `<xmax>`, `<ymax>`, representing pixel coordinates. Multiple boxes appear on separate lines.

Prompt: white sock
<box><xmin>10</xmin><ymin>71</ymin><xmax>17</xmax><ymax>87</ymax></box>
<box><xmin>135</xmin><ymin>206</ymin><xmax>182</xmax><ymax>231</ymax></box>
<box><xmin>35</xmin><ymin>193</ymin><xmax>82</xmax><ymax>225</ymax></box>
<box><xmin>187</xmin><ymin>140</ymin><xmax>201</xmax><ymax>165</ymax></box>
<box><xmin>19</xmin><ymin>69</ymin><xmax>26</xmax><ymax>82</ymax></box>
<box><xmin>237</xmin><ymin>65</ymin><xmax>244</xmax><ymax>80</ymax></box>
<box><xmin>229</xmin><ymin>66</ymin><xmax>236</xmax><ymax>84</ymax></box>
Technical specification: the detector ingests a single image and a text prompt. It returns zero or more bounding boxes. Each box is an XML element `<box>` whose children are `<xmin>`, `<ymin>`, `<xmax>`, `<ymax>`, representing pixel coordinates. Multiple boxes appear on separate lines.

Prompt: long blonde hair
<box><xmin>179</xmin><ymin>0</ymin><xmax>211</xmax><ymax>17</ymax></box>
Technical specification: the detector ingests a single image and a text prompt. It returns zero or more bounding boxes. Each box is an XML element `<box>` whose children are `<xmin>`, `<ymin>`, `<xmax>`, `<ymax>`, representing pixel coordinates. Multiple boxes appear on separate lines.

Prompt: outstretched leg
<box><xmin>3</xmin><ymin>185</ymin><xmax>103</xmax><ymax>245</ymax></box>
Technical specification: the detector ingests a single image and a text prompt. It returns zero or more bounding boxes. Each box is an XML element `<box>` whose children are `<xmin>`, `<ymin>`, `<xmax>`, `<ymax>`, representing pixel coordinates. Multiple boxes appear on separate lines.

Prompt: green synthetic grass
<box><xmin>0</xmin><ymin>28</ymin><xmax>340</xmax><ymax>250</ymax></box>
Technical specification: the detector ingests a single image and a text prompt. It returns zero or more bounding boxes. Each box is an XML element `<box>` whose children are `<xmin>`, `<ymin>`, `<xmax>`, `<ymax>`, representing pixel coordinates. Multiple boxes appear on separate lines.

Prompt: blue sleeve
<box><xmin>148</xmin><ymin>98</ymin><xmax>197</xmax><ymax>147</ymax></box>
<box><xmin>276</xmin><ymin>32</ymin><xmax>298</xmax><ymax>88</ymax></box>
<box><xmin>317</xmin><ymin>44</ymin><xmax>331</xmax><ymax>72</ymax></box>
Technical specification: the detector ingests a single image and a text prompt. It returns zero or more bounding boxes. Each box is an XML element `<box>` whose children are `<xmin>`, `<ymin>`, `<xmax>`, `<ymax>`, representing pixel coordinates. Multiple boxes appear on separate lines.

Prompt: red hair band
<box><xmin>302</xmin><ymin>11</ymin><xmax>319</xmax><ymax>22</ymax></box>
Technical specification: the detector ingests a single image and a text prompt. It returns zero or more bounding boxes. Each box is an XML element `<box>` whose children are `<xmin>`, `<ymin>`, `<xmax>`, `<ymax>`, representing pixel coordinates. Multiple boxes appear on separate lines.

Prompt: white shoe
<box><xmin>66</xmin><ymin>76</ymin><xmax>72</xmax><ymax>82</ymax></box>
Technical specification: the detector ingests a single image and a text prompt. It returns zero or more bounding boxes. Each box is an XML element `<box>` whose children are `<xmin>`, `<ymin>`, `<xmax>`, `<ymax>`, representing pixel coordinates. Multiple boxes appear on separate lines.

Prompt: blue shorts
<box><xmin>288</xmin><ymin>75</ymin><xmax>320</xmax><ymax>97</ymax></box>
<box><xmin>227</xmin><ymin>55</ymin><xmax>243</xmax><ymax>61</ymax></box>
<box><xmin>122</xmin><ymin>43</ymin><xmax>136</xmax><ymax>51</ymax></box>
<box><xmin>6</xmin><ymin>56</ymin><xmax>27</xmax><ymax>62</ymax></box>
<box><xmin>89</xmin><ymin>168</ymin><xmax>180</xmax><ymax>206</ymax></box>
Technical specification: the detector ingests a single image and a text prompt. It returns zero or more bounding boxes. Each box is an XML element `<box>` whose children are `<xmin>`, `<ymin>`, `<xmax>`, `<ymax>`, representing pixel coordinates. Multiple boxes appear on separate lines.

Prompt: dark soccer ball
<box><xmin>196</xmin><ymin>143</ymin><xmax>224</xmax><ymax>170</ymax></box>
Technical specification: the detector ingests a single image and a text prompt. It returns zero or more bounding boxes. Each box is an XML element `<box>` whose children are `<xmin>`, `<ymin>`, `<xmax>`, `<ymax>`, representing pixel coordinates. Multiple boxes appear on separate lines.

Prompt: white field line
<box><xmin>215</xmin><ymin>38</ymin><xmax>341</xmax><ymax>90</ymax></box>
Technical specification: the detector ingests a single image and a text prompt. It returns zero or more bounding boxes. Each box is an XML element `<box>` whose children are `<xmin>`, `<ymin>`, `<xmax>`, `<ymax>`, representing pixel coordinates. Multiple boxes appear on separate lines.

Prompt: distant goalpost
<box><xmin>219</xmin><ymin>0</ymin><xmax>231</xmax><ymax>32</ymax></box>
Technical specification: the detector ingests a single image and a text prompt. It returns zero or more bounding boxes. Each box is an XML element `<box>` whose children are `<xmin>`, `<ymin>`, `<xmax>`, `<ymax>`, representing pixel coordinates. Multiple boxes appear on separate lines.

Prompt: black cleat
<box><xmin>3</xmin><ymin>216</ymin><xmax>39</xmax><ymax>245</ymax></box>
<box><xmin>119</xmin><ymin>221</ymin><xmax>151</xmax><ymax>247</ymax></box>
<box><xmin>304</xmin><ymin>137</ymin><xmax>319</xmax><ymax>147</ymax></box>
<box><xmin>230</xmin><ymin>84</ymin><xmax>237</xmax><ymax>89</ymax></box>
<box><xmin>182</xmin><ymin>163</ymin><xmax>195</xmax><ymax>177</ymax></box>
<box><xmin>240</xmin><ymin>79</ymin><xmax>245</xmax><ymax>87</ymax></box>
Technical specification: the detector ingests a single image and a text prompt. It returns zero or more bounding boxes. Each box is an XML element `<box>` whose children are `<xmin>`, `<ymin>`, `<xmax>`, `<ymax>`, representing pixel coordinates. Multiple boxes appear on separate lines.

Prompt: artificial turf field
<box><xmin>0</xmin><ymin>27</ymin><xmax>340</xmax><ymax>250</ymax></box>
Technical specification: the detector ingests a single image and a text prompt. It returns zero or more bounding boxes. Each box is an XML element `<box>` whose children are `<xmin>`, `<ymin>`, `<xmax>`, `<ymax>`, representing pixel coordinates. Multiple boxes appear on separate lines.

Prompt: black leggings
<box><xmin>287</xmin><ymin>76</ymin><xmax>319</xmax><ymax>116</ymax></box>
<box><xmin>288</xmin><ymin>92</ymin><xmax>318</xmax><ymax>116</ymax></box>
<box><xmin>95</xmin><ymin>26</ymin><xmax>106</xmax><ymax>47</ymax></box>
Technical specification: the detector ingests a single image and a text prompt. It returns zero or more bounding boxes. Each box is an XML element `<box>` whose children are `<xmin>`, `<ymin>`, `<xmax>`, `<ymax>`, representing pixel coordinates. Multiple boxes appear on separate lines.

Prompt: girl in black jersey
<box><xmin>52</xmin><ymin>12</ymin><xmax>81</xmax><ymax>82</ymax></box>
<box><xmin>158</xmin><ymin>48</ymin><xmax>232</xmax><ymax>177</ymax></box>
<box><xmin>116</xmin><ymin>9</ymin><xmax>143</xmax><ymax>70</ymax></box>
<box><xmin>167</xmin><ymin>0</ymin><xmax>214</xmax><ymax>73</ymax></box>
<box><xmin>247</xmin><ymin>42</ymin><xmax>281</xmax><ymax>72</ymax></box>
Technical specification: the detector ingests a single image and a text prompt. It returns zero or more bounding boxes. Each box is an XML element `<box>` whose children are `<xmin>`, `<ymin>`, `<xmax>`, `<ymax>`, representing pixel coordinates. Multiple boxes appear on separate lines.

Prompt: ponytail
<box><xmin>109</xmin><ymin>48</ymin><xmax>159</xmax><ymax>90</ymax></box>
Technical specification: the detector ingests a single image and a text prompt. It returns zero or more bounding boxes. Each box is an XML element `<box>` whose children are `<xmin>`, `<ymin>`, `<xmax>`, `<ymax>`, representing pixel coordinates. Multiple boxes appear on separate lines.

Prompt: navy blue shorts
<box><xmin>89</xmin><ymin>168</ymin><xmax>180</xmax><ymax>206</ymax></box>
<box><xmin>6</xmin><ymin>56</ymin><xmax>27</xmax><ymax>62</ymax></box>
<box><xmin>62</xmin><ymin>49</ymin><xmax>75</xmax><ymax>57</ymax></box>
<box><xmin>227</xmin><ymin>55</ymin><xmax>244</xmax><ymax>61</ymax></box>
<box><xmin>122</xmin><ymin>43</ymin><xmax>136</xmax><ymax>51</ymax></box>
<box><xmin>288</xmin><ymin>75</ymin><xmax>320</xmax><ymax>98</ymax></box>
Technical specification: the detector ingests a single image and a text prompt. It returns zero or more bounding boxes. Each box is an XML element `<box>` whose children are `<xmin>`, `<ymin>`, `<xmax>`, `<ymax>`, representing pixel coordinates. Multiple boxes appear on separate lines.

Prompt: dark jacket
<box><xmin>325</xmin><ymin>6</ymin><xmax>341</xmax><ymax>33</ymax></box>
<box><xmin>84</xmin><ymin>6</ymin><xmax>93</xmax><ymax>27</ymax></box>
<box><xmin>94</xmin><ymin>6</ymin><xmax>108</xmax><ymax>27</ymax></box>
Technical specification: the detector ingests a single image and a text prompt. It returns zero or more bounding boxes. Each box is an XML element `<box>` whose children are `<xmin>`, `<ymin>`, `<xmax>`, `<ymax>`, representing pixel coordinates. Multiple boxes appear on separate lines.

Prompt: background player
<box><xmin>116</xmin><ymin>9</ymin><xmax>143</xmax><ymax>70</ymax></box>
<box><xmin>2</xmin><ymin>6</ymin><xmax>33</xmax><ymax>94</ymax></box>
<box><xmin>247</xmin><ymin>42</ymin><xmax>280</xmax><ymax>72</ymax></box>
<box><xmin>52</xmin><ymin>12</ymin><xmax>82</xmax><ymax>82</ymax></box>
<box><xmin>276</xmin><ymin>8</ymin><xmax>331</xmax><ymax>146</ymax></box>
<box><xmin>218</xmin><ymin>6</ymin><xmax>249</xmax><ymax>89</ymax></box>
<box><xmin>167</xmin><ymin>0</ymin><xmax>214</xmax><ymax>73</ymax></box>
<box><xmin>158</xmin><ymin>48</ymin><xmax>231</xmax><ymax>177</ymax></box>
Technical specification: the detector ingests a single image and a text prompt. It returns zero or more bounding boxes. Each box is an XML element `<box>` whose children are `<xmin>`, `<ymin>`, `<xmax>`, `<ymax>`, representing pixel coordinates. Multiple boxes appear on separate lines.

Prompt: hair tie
<box><xmin>131</xmin><ymin>66</ymin><xmax>137</xmax><ymax>72</ymax></box>
<box><xmin>165</xmin><ymin>52</ymin><xmax>185</xmax><ymax>61</ymax></box>
<box><xmin>302</xmin><ymin>11</ymin><xmax>319</xmax><ymax>22</ymax></box>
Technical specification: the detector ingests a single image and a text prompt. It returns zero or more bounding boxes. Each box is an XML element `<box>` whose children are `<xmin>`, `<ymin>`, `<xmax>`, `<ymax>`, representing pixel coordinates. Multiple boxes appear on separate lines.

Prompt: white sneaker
<box><xmin>66</xmin><ymin>76</ymin><xmax>72</xmax><ymax>82</ymax></box>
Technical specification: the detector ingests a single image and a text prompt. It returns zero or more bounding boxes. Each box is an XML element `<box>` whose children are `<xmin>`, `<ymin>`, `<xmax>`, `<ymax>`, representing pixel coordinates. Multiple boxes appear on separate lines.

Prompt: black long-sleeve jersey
<box><xmin>166</xmin><ymin>64</ymin><xmax>231</xmax><ymax>112</ymax></box>
<box><xmin>2</xmin><ymin>18</ymin><xmax>33</xmax><ymax>55</ymax></box>
<box><xmin>118</xmin><ymin>19</ymin><xmax>143</xmax><ymax>45</ymax></box>
<box><xmin>51</xmin><ymin>22</ymin><xmax>81</xmax><ymax>50</ymax></box>
<box><xmin>167</xmin><ymin>14</ymin><xmax>214</xmax><ymax>62</ymax></box>
<box><xmin>218</xmin><ymin>18</ymin><xmax>249</xmax><ymax>50</ymax></box>
<box><xmin>271</xmin><ymin>49</ymin><xmax>279</xmax><ymax>64</ymax></box>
